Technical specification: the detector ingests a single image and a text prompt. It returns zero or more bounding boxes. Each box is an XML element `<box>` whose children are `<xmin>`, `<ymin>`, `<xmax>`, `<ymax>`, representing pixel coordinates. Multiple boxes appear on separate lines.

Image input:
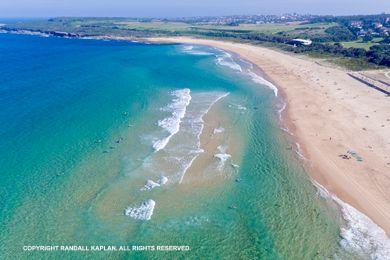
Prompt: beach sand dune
<box><xmin>149</xmin><ymin>37</ymin><xmax>390</xmax><ymax>235</ymax></box>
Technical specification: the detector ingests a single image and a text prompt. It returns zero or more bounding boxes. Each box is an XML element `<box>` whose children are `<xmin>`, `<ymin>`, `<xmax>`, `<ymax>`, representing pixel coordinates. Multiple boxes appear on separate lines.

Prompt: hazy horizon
<box><xmin>0</xmin><ymin>0</ymin><xmax>389</xmax><ymax>18</ymax></box>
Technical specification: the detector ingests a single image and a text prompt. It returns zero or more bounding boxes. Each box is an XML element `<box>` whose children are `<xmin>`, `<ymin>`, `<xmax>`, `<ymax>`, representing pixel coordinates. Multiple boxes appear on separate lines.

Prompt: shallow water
<box><xmin>0</xmin><ymin>34</ymin><xmax>374</xmax><ymax>259</ymax></box>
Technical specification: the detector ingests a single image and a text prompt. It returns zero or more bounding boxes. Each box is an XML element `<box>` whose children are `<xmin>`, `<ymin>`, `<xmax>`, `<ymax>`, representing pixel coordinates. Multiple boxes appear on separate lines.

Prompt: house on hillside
<box><xmin>291</xmin><ymin>38</ymin><xmax>312</xmax><ymax>46</ymax></box>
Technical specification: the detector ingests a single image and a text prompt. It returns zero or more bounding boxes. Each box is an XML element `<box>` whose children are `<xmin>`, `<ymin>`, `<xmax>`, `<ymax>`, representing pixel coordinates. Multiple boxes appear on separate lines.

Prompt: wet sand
<box><xmin>182</xmin><ymin>98</ymin><xmax>242</xmax><ymax>188</ymax></box>
<box><xmin>148</xmin><ymin>37</ymin><xmax>390</xmax><ymax>235</ymax></box>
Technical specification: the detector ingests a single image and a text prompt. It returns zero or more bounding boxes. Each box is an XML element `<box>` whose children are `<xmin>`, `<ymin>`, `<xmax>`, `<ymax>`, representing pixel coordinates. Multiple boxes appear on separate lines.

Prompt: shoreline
<box><xmin>3</xmin><ymin>30</ymin><xmax>389</xmax><ymax>244</ymax></box>
<box><xmin>148</xmin><ymin>37</ymin><xmax>390</xmax><ymax>237</ymax></box>
<box><xmin>3</xmin><ymin>30</ymin><xmax>390</xmax><ymax>258</ymax></box>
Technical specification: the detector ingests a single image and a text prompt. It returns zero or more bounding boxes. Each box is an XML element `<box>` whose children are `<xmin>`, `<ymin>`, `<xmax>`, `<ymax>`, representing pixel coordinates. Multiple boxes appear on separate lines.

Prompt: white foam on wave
<box><xmin>159</xmin><ymin>176</ymin><xmax>168</xmax><ymax>185</ymax></box>
<box><xmin>212</xmin><ymin>47</ymin><xmax>278</xmax><ymax>97</ymax></box>
<box><xmin>337</xmin><ymin>198</ymin><xmax>390</xmax><ymax>259</ymax></box>
<box><xmin>236</xmin><ymin>104</ymin><xmax>247</xmax><ymax>110</ymax></box>
<box><xmin>181</xmin><ymin>45</ymin><xmax>214</xmax><ymax>56</ymax></box>
<box><xmin>210</xmin><ymin>92</ymin><xmax>230</xmax><ymax>108</ymax></box>
<box><xmin>178</xmin><ymin>153</ymin><xmax>202</xmax><ymax>184</ymax></box>
<box><xmin>183</xmin><ymin>45</ymin><xmax>194</xmax><ymax>51</ymax></box>
<box><xmin>228</xmin><ymin>103</ymin><xmax>247</xmax><ymax>111</ymax></box>
<box><xmin>141</xmin><ymin>176</ymin><xmax>169</xmax><ymax>191</ymax></box>
<box><xmin>280</xmin><ymin>126</ymin><xmax>293</xmax><ymax>135</ymax></box>
<box><xmin>313</xmin><ymin>181</ymin><xmax>390</xmax><ymax>259</ymax></box>
<box><xmin>155</xmin><ymin>92</ymin><xmax>228</xmax><ymax>184</ymax></box>
<box><xmin>153</xmin><ymin>89</ymin><xmax>192</xmax><ymax>152</ymax></box>
<box><xmin>294</xmin><ymin>142</ymin><xmax>307</xmax><ymax>160</ymax></box>
<box><xmin>278</xmin><ymin>101</ymin><xmax>287</xmax><ymax>121</ymax></box>
<box><xmin>187</xmin><ymin>45</ymin><xmax>280</xmax><ymax>98</ymax></box>
<box><xmin>231</xmin><ymin>163</ymin><xmax>240</xmax><ymax>169</ymax></box>
<box><xmin>213</xmin><ymin>126</ymin><xmax>225</xmax><ymax>135</ymax></box>
<box><xmin>214</xmin><ymin>145</ymin><xmax>232</xmax><ymax>170</ymax></box>
<box><xmin>142</xmin><ymin>91</ymin><xmax>230</xmax><ymax>185</ymax></box>
<box><xmin>141</xmin><ymin>180</ymin><xmax>160</xmax><ymax>191</ymax></box>
<box><xmin>124</xmin><ymin>199</ymin><xmax>156</xmax><ymax>220</ymax></box>
<box><xmin>277</xmin><ymin>101</ymin><xmax>294</xmax><ymax>135</ymax></box>
<box><xmin>183</xmin><ymin>45</ymin><xmax>279</xmax><ymax>98</ymax></box>
<box><xmin>248</xmin><ymin>71</ymin><xmax>278</xmax><ymax>97</ymax></box>
<box><xmin>178</xmin><ymin>92</ymin><xmax>230</xmax><ymax>183</ymax></box>
<box><xmin>216</xmin><ymin>51</ymin><xmax>243</xmax><ymax>72</ymax></box>
<box><xmin>214</xmin><ymin>153</ymin><xmax>232</xmax><ymax>170</ymax></box>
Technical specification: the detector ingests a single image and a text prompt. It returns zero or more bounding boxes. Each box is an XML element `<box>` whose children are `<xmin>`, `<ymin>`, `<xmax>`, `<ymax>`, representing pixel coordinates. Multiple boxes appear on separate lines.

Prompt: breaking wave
<box><xmin>213</xmin><ymin>126</ymin><xmax>225</xmax><ymax>135</ymax></box>
<box><xmin>176</xmin><ymin>92</ymin><xmax>230</xmax><ymax>183</ymax></box>
<box><xmin>213</xmin><ymin>48</ymin><xmax>278</xmax><ymax>97</ymax></box>
<box><xmin>141</xmin><ymin>176</ymin><xmax>169</xmax><ymax>191</ymax></box>
<box><xmin>216</xmin><ymin>51</ymin><xmax>243</xmax><ymax>72</ymax></box>
<box><xmin>214</xmin><ymin>145</ymin><xmax>232</xmax><ymax>170</ymax></box>
<box><xmin>181</xmin><ymin>44</ymin><xmax>279</xmax><ymax>97</ymax></box>
<box><xmin>181</xmin><ymin>45</ymin><xmax>214</xmax><ymax>56</ymax></box>
<box><xmin>153</xmin><ymin>89</ymin><xmax>191</xmax><ymax>152</ymax></box>
<box><xmin>248</xmin><ymin>71</ymin><xmax>278</xmax><ymax>97</ymax></box>
<box><xmin>313</xmin><ymin>181</ymin><xmax>390</xmax><ymax>259</ymax></box>
<box><xmin>124</xmin><ymin>199</ymin><xmax>156</xmax><ymax>220</ymax></box>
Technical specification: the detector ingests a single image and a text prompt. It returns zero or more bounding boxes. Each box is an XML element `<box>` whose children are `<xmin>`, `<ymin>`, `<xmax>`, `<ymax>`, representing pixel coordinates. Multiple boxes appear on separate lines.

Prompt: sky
<box><xmin>0</xmin><ymin>0</ymin><xmax>389</xmax><ymax>18</ymax></box>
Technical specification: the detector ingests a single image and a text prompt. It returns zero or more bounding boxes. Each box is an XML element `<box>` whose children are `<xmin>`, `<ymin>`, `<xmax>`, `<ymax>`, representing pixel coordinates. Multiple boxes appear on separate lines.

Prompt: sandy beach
<box><xmin>148</xmin><ymin>37</ymin><xmax>390</xmax><ymax>235</ymax></box>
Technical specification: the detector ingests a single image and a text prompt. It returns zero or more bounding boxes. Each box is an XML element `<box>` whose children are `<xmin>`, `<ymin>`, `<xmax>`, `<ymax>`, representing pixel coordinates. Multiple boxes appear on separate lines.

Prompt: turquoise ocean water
<box><xmin>0</xmin><ymin>33</ymin><xmax>384</xmax><ymax>259</ymax></box>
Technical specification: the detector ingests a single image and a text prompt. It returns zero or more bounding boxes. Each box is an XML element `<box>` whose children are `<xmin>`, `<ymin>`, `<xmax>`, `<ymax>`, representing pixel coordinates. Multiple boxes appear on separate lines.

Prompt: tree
<box><xmin>363</xmin><ymin>35</ymin><xmax>373</xmax><ymax>42</ymax></box>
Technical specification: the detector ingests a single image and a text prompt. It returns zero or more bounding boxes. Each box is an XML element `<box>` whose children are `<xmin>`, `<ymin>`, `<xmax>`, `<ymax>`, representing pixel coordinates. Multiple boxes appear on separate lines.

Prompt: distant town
<box><xmin>150</xmin><ymin>13</ymin><xmax>320</xmax><ymax>25</ymax></box>
<box><xmin>141</xmin><ymin>13</ymin><xmax>390</xmax><ymax>38</ymax></box>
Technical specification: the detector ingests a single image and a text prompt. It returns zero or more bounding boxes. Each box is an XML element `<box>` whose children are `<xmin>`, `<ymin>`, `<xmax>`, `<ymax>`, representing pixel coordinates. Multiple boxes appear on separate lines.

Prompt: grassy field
<box><xmin>112</xmin><ymin>21</ymin><xmax>337</xmax><ymax>36</ymax></box>
<box><xmin>115</xmin><ymin>21</ymin><xmax>191</xmax><ymax>31</ymax></box>
<box><xmin>340</xmin><ymin>37</ymin><xmax>383</xmax><ymax>50</ymax></box>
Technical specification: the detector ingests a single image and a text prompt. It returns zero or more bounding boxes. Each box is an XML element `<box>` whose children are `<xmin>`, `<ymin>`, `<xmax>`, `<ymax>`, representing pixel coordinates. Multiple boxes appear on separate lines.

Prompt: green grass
<box><xmin>332</xmin><ymin>57</ymin><xmax>380</xmax><ymax>70</ymax></box>
<box><xmin>115</xmin><ymin>21</ymin><xmax>191</xmax><ymax>31</ymax></box>
<box><xmin>302</xmin><ymin>51</ymin><xmax>380</xmax><ymax>71</ymax></box>
<box><xmin>340</xmin><ymin>37</ymin><xmax>383</xmax><ymax>50</ymax></box>
<box><xmin>113</xmin><ymin>21</ymin><xmax>336</xmax><ymax>35</ymax></box>
<box><xmin>5</xmin><ymin>18</ymin><xmax>336</xmax><ymax>39</ymax></box>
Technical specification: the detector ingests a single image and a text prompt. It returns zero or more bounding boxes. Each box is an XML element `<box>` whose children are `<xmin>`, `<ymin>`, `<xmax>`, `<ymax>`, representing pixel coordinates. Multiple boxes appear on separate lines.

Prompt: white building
<box><xmin>292</xmin><ymin>38</ymin><xmax>312</xmax><ymax>46</ymax></box>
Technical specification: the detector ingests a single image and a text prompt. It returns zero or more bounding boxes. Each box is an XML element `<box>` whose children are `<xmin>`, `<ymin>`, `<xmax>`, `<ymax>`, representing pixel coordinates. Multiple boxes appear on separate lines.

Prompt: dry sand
<box><xmin>149</xmin><ymin>37</ymin><xmax>390</xmax><ymax>235</ymax></box>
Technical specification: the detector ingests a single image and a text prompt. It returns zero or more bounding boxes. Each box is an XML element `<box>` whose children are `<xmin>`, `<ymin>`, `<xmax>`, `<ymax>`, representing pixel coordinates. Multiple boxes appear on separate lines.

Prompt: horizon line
<box><xmin>0</xmin><ymin>12</ymin><xmax>389</xmax><ymax>20</ymax></box>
